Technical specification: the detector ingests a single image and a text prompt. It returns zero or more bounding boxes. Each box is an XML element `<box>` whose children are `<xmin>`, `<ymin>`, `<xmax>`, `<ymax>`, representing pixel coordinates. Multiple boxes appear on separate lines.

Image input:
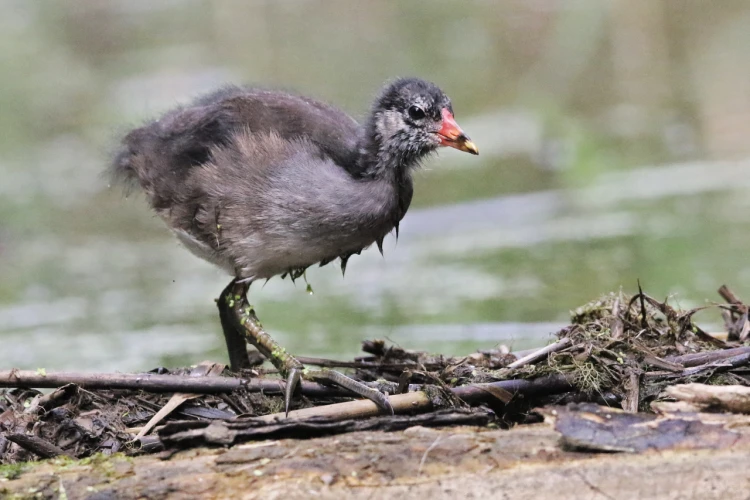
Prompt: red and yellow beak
<box><xmin>437</xmin><ymin>108</ymin><xmax>479</xmax><ymax>155</ymax></box>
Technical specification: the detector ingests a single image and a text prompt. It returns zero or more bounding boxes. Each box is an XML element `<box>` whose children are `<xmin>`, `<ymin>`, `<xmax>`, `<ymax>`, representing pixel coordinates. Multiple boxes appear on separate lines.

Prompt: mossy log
<box><xmin>3</xmin><ymin>408</ymin><xmax>750</xmax><ymax>500</ymax></box>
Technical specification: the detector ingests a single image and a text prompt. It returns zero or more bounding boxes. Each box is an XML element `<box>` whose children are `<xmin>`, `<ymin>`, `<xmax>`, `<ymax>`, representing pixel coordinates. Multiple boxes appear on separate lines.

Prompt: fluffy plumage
<box><xmin>111</xmin><ymin>78</ymin><xmax>468</xmax><ymax>281</ymax></box>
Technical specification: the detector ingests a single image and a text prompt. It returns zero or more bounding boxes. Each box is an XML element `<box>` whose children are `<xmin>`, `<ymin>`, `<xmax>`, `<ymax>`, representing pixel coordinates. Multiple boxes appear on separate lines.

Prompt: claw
<box><xmin>371</xmin><ymin>391</ymin><xmax>394</xmax><ymax>415</ymax></box>
<box><xmin>284</xmin><ymin>367</ymin><xmax>302</xmax><ymax>417</ymax></box>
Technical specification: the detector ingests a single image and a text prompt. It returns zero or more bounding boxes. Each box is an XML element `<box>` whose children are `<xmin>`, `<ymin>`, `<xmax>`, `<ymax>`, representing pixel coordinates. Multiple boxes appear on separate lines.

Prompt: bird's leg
<box><xmin>218</xmin><ymin>280</ymin><xmax>302</xmax><ymax>378</ymax></box>
<box><xmin>218</xmin><ymin>278</ymin><xmax>393</xmax><ymax>416</ymax></box>
<box><xmin>217</xmin><ymin>280</ymin><xmax>254</xmax><ymax>371</ymax></box>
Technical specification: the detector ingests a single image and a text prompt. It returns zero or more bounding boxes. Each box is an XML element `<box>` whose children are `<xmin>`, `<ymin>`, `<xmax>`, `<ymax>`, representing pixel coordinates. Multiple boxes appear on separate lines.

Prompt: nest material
<box><xmin>2</xmin><ymin>286</ymin><xmax>748</xmax><ymax>463</ymax></box>
<box><xmin>357</xmin><ymin>289</ymin><xmax>746</xmax><ymax>412</ymax></box>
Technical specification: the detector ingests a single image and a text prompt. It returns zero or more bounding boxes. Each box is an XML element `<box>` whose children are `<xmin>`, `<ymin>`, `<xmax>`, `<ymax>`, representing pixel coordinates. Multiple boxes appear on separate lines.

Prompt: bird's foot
<box><xmin>218</xmin><ymin>278</ymin><xmax>392</xmax><ymax>417</ymax></box>
<box><xmin>285</xmin><ymin>367</ymin><xmax>394</xmax><ymax>417</ymax></box>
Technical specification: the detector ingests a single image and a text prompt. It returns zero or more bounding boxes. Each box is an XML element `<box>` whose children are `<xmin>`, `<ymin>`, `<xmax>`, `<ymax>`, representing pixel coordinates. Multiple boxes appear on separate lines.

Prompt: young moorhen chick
<box><xmin>112</xmin><ymin>77</ymin><xmax>478</xmax><ymax>415</ymax></box>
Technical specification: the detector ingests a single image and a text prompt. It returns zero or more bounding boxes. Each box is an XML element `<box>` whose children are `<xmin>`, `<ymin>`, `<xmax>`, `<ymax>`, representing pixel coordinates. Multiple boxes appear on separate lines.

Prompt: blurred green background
<box><xmin>2</xmin><ymin>0</ymin><xmax>750</xmax><ymax>372</ymax></box>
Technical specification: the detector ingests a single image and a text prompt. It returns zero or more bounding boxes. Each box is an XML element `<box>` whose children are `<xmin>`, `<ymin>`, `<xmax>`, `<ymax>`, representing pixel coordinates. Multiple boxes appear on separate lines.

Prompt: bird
<box><xmin>111</xmin><ymin>77</ymin><xmax>478</xmax><ymax>415</ymax></box>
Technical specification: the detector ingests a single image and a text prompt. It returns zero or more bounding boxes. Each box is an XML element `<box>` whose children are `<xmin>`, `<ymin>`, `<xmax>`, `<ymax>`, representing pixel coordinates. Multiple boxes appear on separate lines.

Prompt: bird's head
<box><xmin>369</xmin><ymin>78</ymin><xmax>478</xmax><ymax>166</ymax></box>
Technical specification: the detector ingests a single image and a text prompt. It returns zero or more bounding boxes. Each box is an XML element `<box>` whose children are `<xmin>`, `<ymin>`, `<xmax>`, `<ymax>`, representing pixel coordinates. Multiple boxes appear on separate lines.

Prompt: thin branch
<box><xmin>647</xmin><ymin>350</ymin><xmax>750</xmax><ymax>379</ymax></box>
<box><xmin>637</xmin><ymin>280</ymin><xmax>648</xmax><ymax>329</ymax></box>
<box><xmin>506</xmin><ymin>338</ymin><xmax>572</xmax><ymax>369</ymax></box>
<box><xmin>718</xmin><ymin>284</ymin><xmax>744</xmax><ymax>305</ymax></box>
<box><xmin>666</xmin><ymin>346</ymin><xmax>750</xmax><ymax>367</ymax></box>
<box><xmin>0</xmin><ymin>370</ymin><xmax>348</xmax><ymax>398</ymax></box>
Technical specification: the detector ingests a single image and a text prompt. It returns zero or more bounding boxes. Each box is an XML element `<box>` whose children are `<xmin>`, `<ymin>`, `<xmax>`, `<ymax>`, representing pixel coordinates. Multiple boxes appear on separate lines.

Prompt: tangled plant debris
<box><xmin>1</xmin><ymin>285</ymin><xmax>749</xmax><ymax>464</ymax></box>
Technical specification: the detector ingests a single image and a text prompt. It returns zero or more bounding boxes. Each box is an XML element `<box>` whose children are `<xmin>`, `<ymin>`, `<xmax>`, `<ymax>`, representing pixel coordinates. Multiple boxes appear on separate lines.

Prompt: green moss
<box><xmin>570</xmin><ymin>360</ymin><xmax>612</xmax><ymax>394</ymax></box>
<box><xmin>570</xmin><ymin>292</ymin><xmax>622</xmax><ymax>325</ymax></box>
<box><xmin>472</xmin><ymin>289</ymin><xmax>727</xmax><ymax>409</ymax></box>
<box><xmin>0</xmin><ymin>462</ymin><xmax>29</xmax><ymax>480</ymax></box>
<box><xmin>705</xmin><ymin>373</ymin><xmax>736</xmax><ymax>386</ymax></box>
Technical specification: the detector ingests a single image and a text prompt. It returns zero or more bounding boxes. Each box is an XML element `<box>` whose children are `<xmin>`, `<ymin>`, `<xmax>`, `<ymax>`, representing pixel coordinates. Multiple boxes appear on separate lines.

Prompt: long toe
<box><xmin>310</xmin><ymin>369</ymin><xmax>394</xmax><ymax>415</ymax></box>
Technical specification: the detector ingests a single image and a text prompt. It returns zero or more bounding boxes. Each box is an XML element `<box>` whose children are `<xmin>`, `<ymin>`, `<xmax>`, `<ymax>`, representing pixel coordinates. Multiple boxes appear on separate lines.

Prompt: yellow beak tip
<box><xmin>463</xmin><ymin>141</ymin><xmax>479</xmax><ymax>155</ymax></box>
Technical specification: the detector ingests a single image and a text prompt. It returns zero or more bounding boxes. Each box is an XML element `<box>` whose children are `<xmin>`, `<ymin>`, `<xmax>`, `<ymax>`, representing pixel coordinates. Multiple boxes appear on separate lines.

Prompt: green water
<box><xmin>1</xmin><ymin>1</ymin><xmax>750</xmax><ymax>372</ymax></box>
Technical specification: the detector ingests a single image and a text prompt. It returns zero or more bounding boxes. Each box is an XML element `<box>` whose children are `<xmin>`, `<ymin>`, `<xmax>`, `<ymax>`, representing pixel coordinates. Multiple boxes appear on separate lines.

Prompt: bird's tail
<box><xmin>109</xmin><ymin>128</ymin><xmax>148</xmax><ymax>193</ymax></box>
<box><xmin>107</xmin><ymin>126</ymin><xmax>162</xmax><ymax>194</ymax></box>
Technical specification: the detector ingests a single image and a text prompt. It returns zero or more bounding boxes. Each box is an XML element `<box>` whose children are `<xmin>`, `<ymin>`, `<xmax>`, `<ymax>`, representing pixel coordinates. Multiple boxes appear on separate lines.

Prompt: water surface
<box><xmin>2</xmin><ymin>1</ymin><xmax>749</xmax><ymax>371</ymax></box>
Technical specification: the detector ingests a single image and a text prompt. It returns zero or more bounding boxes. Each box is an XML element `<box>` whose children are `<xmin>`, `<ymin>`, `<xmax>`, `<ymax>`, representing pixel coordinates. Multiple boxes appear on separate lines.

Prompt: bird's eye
<box><xmin>408</xmin><ymin>106</ymin><xmax>425</xmax><ymax>120</ymax></box>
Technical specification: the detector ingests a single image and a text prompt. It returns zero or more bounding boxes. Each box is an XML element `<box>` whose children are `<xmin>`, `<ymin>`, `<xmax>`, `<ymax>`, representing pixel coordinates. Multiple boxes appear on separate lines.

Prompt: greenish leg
<box><xmin>218</xmin><ymin>279</ymin><xmax>392</xmax><ymax>416</ymax></box>
<box><xmin>217</xmin><ymin>280</ymin><xmax>254</xmax><ymax>371</ymax></box>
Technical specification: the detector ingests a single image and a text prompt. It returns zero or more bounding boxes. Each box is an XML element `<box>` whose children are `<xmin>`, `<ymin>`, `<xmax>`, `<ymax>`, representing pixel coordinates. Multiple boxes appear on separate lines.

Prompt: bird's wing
<box><xmin>176</xmin><ymin>86</ymin><xmax>361</xmax><ymax>169</ymax></box>
<box><xmin>112</xmin><ymin>86</ymin><xmax>362</xmax><ymax>211</ymax></box>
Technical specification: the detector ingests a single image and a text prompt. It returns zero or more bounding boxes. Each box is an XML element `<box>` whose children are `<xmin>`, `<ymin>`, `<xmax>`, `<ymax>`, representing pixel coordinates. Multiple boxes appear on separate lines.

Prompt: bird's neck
<box><xmin>354</xmin><ymin>118</ymin><xmax>422</xmax><ymax>180</ymax></box>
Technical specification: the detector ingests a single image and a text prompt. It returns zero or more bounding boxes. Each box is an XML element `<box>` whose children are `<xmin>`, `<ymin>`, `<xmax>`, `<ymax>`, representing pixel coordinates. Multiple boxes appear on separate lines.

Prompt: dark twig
<box><xmin>6</xmin><ymin>434</ymin><xmax>71</xmax><ymax>458</ymax></box>
<box><xmin>36</xmin><ymin>383</ymin><xmax>78</xmax><ymax>411</ymax></box>
<box><xmin>691</xmin><ymin>323</ymin><xmax>729</xmax><ymax>348</ymax></box>
<box><xmin>717</xmin><ymin>285</ymin><xmax>750</xmax><ymax>341</ymax></box>
<box><xmin>0</xmin><ymin>371</ymin><xmax>349</xmax><ymax>397</ymax></box>
<box><xmin>24</xmin><ymin>383</ymin><xmax>78</xmax><ymax>415</ymax></box>
<box><xmin>718</xmin><ymin>284</ymin><xmax>744</xmax><ymax>305</ymax></box>
<box><xmin>637</xmin><ymin>280</ymin><xmax>648</xmax><ymax>330</ymax></box>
